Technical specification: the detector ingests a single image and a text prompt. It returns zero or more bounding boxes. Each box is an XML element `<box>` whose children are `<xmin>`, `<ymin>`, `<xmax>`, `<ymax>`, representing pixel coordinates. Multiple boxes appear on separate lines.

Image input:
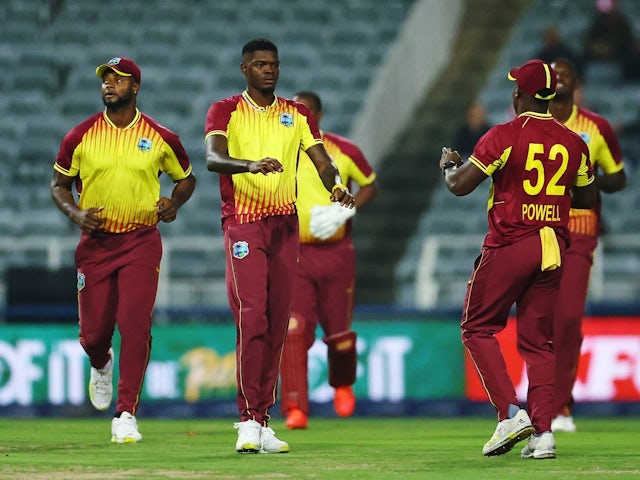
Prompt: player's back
<box><xmin>482</xmin><ymin>112</ymin><xmax>590</xmax><ymax>246</ymax></box>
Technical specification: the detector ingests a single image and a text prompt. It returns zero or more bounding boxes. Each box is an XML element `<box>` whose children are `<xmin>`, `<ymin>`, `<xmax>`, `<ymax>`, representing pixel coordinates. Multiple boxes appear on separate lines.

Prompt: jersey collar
<box><xmin>518</xmin><ymin>110</ymin><xmax>553</xmax><ymax>120</ymax></box>
<box><xmin>102</xmin><ymin>108</ymin><xmax>142</xmax><ymax>129</ymax></box>
<box><xmin>565</xmin><ymin>104</ymin><xmax>579</xmax><ymax>124</ymax></box>
<box><xmin>242</xmin><ymin>90</ymin><xmax>278</xmax><ymax>112</ymax></box>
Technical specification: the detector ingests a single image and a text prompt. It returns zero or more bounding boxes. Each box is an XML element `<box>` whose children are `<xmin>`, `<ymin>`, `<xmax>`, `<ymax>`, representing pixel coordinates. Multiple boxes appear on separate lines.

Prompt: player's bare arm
<box><xmin>306</xmin><ymin>144</ymin><xmax>355</xmax><ymax>207</ymax></box>
<box><xmin>205</xmin><ymin>135</ymin><xmax>283</xmax><ymax>175</ymax></box>
<box><xmin>440</xmin><ymin>146</ymin><xmax>486</xmax><ymax>196</ymax></box>
<box><xmin>50</xmin><ymin>170</ymin><xmax>104</xmax><ymax>234</ymax></box>
<box><xmin>571</xmin><ymin>181</ymin><xmax>598</xmax><ymax>209</ymax></box>
<box><xmin>353</xmin><ymin>181</ymin><xmax>380</xmax><ymax>209</ymax></box>
<box><xmin>156</xmin><ymin>173</ymin><xmax>196</xmax><ymax>223</ymax></box>
<box><xmin>596</xmin><ymin>169</ymin><xmax>626</xmax><ymax>193</ymax></box>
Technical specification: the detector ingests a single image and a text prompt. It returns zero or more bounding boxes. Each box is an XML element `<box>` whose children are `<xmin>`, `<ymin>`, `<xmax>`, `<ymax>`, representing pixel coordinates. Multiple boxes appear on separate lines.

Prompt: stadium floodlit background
<box><xmin>0</xmin><ymin>0</ymin><xmax>639</xmax><ymax>416</ymax></box>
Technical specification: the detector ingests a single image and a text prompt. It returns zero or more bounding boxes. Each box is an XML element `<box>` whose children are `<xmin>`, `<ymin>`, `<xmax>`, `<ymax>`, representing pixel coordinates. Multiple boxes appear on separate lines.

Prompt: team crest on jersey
<box><xmin>77</xmin><ymin>272</ymin><xmax>85</xmax><ymax>291</ymax></box>
<box><xmin>280</xmin><ymin>113</ymin><xmax>294</xmax><ymax>127</ymax></box>
<box><xmin>579</xmin><ymin>132</ymin><xmax>591</xmax><ymax>144</ymax></box>
<box><xmin>138</xmin><ymin>137</ymin><xmax>152</xmax><ymax>152</ymax></box>
<box><xmin>232</xmin><ymin>241</ymin><xmax>249</xmax><ymax>259</ymax></box>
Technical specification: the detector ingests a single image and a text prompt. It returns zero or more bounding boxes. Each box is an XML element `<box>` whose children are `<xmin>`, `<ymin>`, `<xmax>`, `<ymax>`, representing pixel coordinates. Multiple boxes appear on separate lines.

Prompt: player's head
<box><xmin>96</xmin><ymin>57</ymin><xmax>141</xmax><ymax>84</ymax></box>
<box><xmin>508</xmin><ymin>59</ymin><xmax>556</xmax><ymax>113</ymax></box>
<box><xmin>96</xmin><ymin>57</ymin><xmax>141</xmax><ymax>110</ymax></box>
<box><xmin>241</xmin><ymin>38</ymin><xmax>279</xmax><ymax>94</ymax></box>
<box><xmin>294</xmin><ymin>90</ymin><xmax>323</xmax><ymax>123</ymax></box>
<box><xmin>242</xmin><ymin>38</ymin><xmax>278</xmax><ymax>57</ymax></box>
<box><xmin>550</xmin><ymin>57</ymin><xmax>579</xmax><ymax>101</ymax></box>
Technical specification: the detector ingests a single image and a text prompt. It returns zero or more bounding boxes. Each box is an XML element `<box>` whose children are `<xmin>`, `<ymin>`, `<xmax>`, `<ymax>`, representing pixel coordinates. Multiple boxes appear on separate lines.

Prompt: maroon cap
<box><xmin>96</xmin><ymin>57</ymin><xmax>141</xmax><ymax>84</ymax></box>
<box><xmin>508</xmin><ymin>59</ymin><xmax>556</xmax><ymax>100</ymax></box>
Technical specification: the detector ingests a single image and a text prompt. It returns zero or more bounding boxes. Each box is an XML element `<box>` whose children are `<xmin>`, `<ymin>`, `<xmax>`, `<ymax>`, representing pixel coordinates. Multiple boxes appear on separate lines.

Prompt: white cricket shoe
<box><xmin>521</xmin><ymin>431</ymin><xmax>556</xmax><ymax>459</ymax></box>
<box><xmin>260</xmin><ymin>426</ymin><xmax>289</xmax><ymax>453</ymax></box>
<box><xmin>234</xmin><ymin>420</ymin><xmax>261</xmax><ymax>453</ymax></box>
<box><xmin>483</xmin><ymin>409</ymin><xmax>535</xmax><ymax>456</ymax></box>
<box><xmin>111</xmin><ymin>412</ymin><xmax>142</xmax><ymax>443</ymax></box>
<box><xmin>89</xmin><ymin>348</ymin><xmax>113</xmax><ymax>411</ymax></box>
<box><xmin>551</xmin><ymin>414</ymin><xmax>576</xmax><ymax>432</ymax></box>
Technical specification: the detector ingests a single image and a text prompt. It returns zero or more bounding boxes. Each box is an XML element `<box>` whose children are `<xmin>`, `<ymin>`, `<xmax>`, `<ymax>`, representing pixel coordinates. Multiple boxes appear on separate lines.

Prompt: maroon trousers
<box><xmin>280</xmin><ymin>236</ymin><xmax>356</xmax><ymax>416</ymax></box>
<box><xmin>224</xmin><ymin>215</ymin><xmax>299</xmax><ymax>425</ymax></box>
<box><xmin>76</xmin><ymin>226</ymin><xmax>161</xmax><ymax>415</ymax></box>
<box><xmin>461</xmin><ymin>233</ymin><xmax>564</xmax><ymax>433</ymax></box>
<box><xmin>553</xmin><ymin>233</ymin><xmax>597</xmax><ymax>416</ymax></box>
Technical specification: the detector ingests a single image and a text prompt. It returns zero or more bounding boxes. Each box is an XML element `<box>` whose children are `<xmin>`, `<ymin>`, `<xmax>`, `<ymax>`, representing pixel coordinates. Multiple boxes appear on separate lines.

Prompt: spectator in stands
<box><xmin>452</xmin><ymin>101</ymin><xmax>491</xmax><ymax>158</ymax></box>
<box><xmin>535</xmin><ymin>25</ymin><xmax>582</xmax><ymax>76</ymax></box>
<box><xmin>549</xmin><ymin>57</ymin><xmax>627</xmax><ymax>433</ymax></box>
<box><xmin>51</xmin><ymin>57</ymin><xmax>196</xmax><ymax>443</ymax></box>
<box><xmin>204</xmin><ymin>38</ymin><xmax>355</xmax><ymax>454</ymax></box>
<box><xmin>440</xmin><ymin>59</ymin><xmax>596</xmax><ymax>459</ymax></box>
<box><xmin>279</xmin><ymin>91</ymin><xmax>379</xmax><ymax>430</ymax></box>
<box><xmin>582</xmin><ymin>0</ymin><xmax>634</xmax><ymax>69</ymax></box>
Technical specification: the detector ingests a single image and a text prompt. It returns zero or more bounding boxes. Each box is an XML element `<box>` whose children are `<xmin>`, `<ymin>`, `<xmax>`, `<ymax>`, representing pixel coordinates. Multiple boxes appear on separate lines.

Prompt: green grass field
<box><xmin>1</xmin><ymin>417</ymin><xmax>638</xmax><ymax>479</ymax></box>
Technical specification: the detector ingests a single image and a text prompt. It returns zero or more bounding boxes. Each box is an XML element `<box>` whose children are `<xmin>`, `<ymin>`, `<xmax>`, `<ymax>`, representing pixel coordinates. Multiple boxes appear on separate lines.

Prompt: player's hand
<box><xmin>73</xmin><ymin>206</ymin><xmax>104</xmax><ymax>234</ymax></box>
<box><xmin>249</xmin><ymin>157</ymin><xmax>283</xmax><ymax>175</ymax></box>
<box><xmin>439</xmin><ymin>147</ymin><xmax>462</xmax><ymax>171</ymax></box>
<box><xmin>309</xmin><ymin>203</ymin><xmax>356</xmax><ymax>240</ymax></box>
<box><xmin>156</xmin><ymin>197</ymin><xmax>178</xmax><ymax>223</ymax></box>
<box><xmin>330</xmin><ymin>186</ymin><xmax>356</xmax><ymax>208</ymax></box>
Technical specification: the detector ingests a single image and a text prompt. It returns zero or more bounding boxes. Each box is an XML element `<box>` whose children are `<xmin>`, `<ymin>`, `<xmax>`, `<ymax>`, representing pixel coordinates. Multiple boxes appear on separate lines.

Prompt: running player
<box><xmin>549</xmin><ymin>57</ymin><xmax>626</xmax><ymax>433</ymax></box>
<box><xmin>51</xmin><ymin>56</ymin><xmax>196</xmax><ymax>443</ymax></box>
<box><xmin>280</xmin><ymin>91</ymin><xmax>379</xmax><ymax>429</ymax></box>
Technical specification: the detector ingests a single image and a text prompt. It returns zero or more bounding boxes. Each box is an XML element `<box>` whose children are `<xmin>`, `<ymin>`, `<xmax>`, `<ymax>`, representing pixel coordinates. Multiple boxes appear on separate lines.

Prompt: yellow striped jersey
<box><xmin>204</xmin><ymin>91</ymin><xmax>322</xmax><ymax>225</ymax></box>
<box><xmin>297</xmin><ymin>131</ymin><xmax>376</xmax><ymax>243</ymax></box>
<box><xmin>563</xmin><ymin>105</ymin><xmax>624</xmax><ymax>237</ymax></box>
<box><xmin>54</xmin><ymin>109</ymin><xmax>192</xmax><ymax>233</ymax></box>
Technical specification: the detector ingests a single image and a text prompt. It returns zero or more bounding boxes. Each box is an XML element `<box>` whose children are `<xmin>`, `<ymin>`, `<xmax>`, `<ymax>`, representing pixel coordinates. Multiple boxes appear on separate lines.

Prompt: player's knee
<box><xmin>325</xmin><ymin>330</ymin><xmax>356</xmax><ymax>353</ymax></box>
<box><xmin>287</xmin><ymin>314</ymin><xmax>306</xmax><ymax>335</ymax></box>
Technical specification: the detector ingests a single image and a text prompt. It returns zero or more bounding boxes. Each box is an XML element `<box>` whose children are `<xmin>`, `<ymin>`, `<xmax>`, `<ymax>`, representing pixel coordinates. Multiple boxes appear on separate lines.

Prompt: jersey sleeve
<box><xmin>295</xmin><ymin>102</ymin><xmax>323</xmax><ymax>152</ymax></box>
<box><xmin>468</xmin><ymin>125</ymin><xmax>512</xmax><ymax>176</ymax></box>
<box><xmin>325</xmin><ymin>132</ymin><xmax>376</xmax><ymax>187</ymax></box>
<box><xmin>143</xmin><ymin>114</ymin><xmax>192</xmax><ymax>181</ymax></box>
<box><xmin>204</xmin><ymin>97</ymin><xmax>237</xmax><ymax>139</ymax></box>
<box><xmin>574</xmin><ymin>145</ymin><xmax>595</xmax><ymax>187</ymax></box>
<box><xmin>593</xmin><ymin>115</ymin><xmax>624</xmax><ymax>174</ymax></box>
<box><xmin>53</xmin><ymin>114</ymin><xmax>99</xmax><ymax>177</ymax></box>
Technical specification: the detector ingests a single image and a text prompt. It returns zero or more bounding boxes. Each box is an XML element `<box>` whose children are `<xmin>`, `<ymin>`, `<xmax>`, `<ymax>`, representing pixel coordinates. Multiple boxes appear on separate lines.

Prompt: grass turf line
<box><xmin>1</xmin><ymin>417</ymin><xmax>639</xmax><ymax>479</ymax></box>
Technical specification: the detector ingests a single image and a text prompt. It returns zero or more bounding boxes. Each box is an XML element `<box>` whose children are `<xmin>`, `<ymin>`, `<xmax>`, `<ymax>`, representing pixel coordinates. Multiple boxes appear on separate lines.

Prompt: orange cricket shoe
<box><xmin>285</xmin><ymin>408</ymin><xmax>308</xmax><ymax>430</ymax></box>
<box><xmin>333</xmin><ymin>386</ymin><xmax>356</xmax><ymax>417</ymax></box>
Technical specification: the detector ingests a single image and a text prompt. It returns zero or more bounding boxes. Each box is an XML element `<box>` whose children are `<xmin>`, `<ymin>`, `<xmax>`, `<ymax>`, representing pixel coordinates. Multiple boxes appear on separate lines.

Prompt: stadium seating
<box><xmin>3</xmin><ymin>0</ymin><xmax>639</xmax><ymax>312</ymax></box>
<box><xmin>0</xmin><ymin>0</ymin><xmax>417</xmax><ymax>311</ymax></box>
<box><xmin>395</xmin><ymin>0</ymin><xmax>640</xmax><ymax>307</ymax></box>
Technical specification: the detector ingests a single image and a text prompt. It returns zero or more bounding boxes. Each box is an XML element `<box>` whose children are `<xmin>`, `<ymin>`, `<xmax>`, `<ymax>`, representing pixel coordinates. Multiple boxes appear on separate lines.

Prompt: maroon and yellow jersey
<box><xmin>54</xmin><ymin>109</ymin><xmax>192</xmax><ymax>233</ymax></box>
<box><xmin>469</xmin><ymin>111</ymin><xmax>594</xmax><ymax>247</ymax></box>
<box><xmin>562</xmin><ymin>105</ymin><xmax>624</xmax><ymax>237</ymax></box>
<box><xmin>204</xmin><ymin>91</ymin><xmax>322</xmax><ymax>225</ymax></box>
<box><xmin>297</xmin><ymin>131</ymin><xmax>376</xmax><ymax>243</ymax></box>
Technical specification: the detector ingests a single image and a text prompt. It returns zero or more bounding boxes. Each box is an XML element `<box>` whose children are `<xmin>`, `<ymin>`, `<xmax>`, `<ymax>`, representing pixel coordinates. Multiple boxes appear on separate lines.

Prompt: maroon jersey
<box><xmin>469</xmin><ymin>111</ymin><xmax>594</xmax><ymax>247</ymax></box>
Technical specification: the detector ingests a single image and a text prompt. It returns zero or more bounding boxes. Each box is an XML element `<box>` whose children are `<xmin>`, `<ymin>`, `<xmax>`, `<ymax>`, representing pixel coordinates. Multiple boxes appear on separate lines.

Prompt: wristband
<box><xmin>442</xmin><ymin>161</ymin><xmax>457</xmax><ymax>175</ymax></box>
<box><xmin>332</xmin><ymin>183</ymin><xmax>348</xmax><ymax>194</ymax></box>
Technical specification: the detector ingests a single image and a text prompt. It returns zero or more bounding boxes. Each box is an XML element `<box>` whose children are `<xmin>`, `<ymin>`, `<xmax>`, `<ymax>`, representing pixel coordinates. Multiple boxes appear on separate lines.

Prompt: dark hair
<box><xmin>242</xmin><ymin>38</ymin><xmax>278</xmax><ymax>56</ymax></box>
<box><xmin>552</xmin><ymin>56</ymin><xmax>579</xmax><ymax>80</ymax></box>
<box><xmin>294</xmin><ymin>90</ymin><xmax>322</xmax><ymax>112</ymax></box>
